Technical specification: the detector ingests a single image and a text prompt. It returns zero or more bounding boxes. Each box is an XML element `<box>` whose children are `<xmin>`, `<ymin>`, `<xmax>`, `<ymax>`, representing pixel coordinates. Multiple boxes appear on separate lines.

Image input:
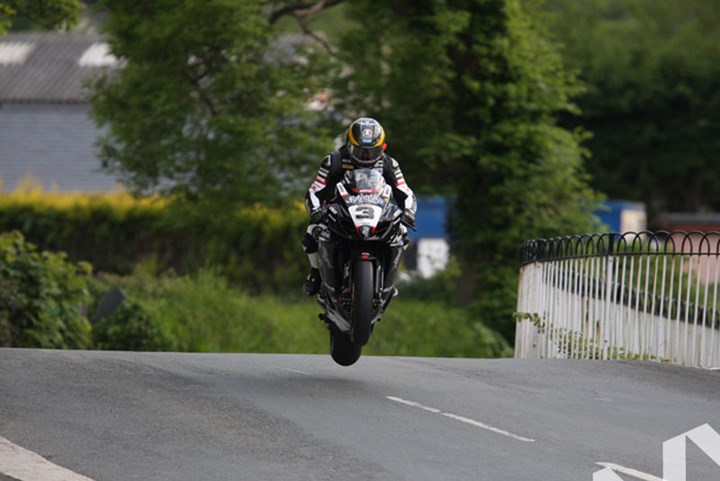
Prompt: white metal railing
<box><xmin>515</xmin><ymin>232</ymin><xmax>720</xmax><ymax>368</ymax></box>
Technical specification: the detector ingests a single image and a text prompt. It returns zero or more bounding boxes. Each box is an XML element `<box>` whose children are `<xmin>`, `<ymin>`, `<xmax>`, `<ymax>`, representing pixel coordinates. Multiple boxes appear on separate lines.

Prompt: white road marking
<box><xmin>385</xmin><ymin>396</ymin><xmax>441</xmax><ymax>414</ymax></box>
<box><xmin>0</xmin><ymin>436</ymin><xmax>96</xmax><ymax>481</ymax></box>
<box><xmin>386</xmin><ymin>396</ymin><xmax>535</xmax><ymax>443</ymax></box>
<box><xmin>596</xmin><ymin>462</ymin><xmax>664</xmax><ymax>481</ymax></box>
<box><xmin>277</xmin><ymin>367</ymin><xmax>311</xmax><ymax>375</ymax></box>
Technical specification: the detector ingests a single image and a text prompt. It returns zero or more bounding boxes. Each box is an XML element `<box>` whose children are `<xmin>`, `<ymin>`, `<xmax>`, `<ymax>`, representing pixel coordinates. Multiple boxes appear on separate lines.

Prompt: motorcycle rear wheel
<box><xmin>351</xmin><ymin>260</ymin><xmax>374</xmax><ymax>346</ymax></box>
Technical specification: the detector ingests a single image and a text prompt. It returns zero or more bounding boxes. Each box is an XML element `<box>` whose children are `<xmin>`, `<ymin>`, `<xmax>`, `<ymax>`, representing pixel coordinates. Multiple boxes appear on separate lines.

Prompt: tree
<box><xmin>0</xmin><ymin>0</ymin><xmax>82</xmax><ymax>34</ymax></box>
<box><xmin>334</xmin><ymin>0</ymin><xmax>600</xmax><ymax>340</ymax></box>
<box><xmin>543</xmin><ymin>0</ymin><xmax>720</xmax><ymax>220</ymax></box>
<box><xmin>90</xmin><ymin>0</ymin><xmax>337</xmax><ymax>206</ymax></box>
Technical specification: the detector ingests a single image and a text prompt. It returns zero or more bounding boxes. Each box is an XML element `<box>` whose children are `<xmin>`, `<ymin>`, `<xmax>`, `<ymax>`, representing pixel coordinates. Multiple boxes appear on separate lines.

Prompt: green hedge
<box><xmin>0</xmin><ymin>193</ymin><xmax>308</xmax><ymax>292</ymax></box>
<box><xmin>0</xmin><ymin>226</ymin><xmax>509</xmax><ymax>357</ymax></box>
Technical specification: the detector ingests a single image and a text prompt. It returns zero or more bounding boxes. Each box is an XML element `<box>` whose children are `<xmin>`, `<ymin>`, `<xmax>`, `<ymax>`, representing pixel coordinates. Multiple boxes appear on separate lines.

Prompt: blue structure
<box><xmin>595</xmin><ymin>200</ymin><xmax>646</xmax><ymax>233</ymax></box>
<box><xmin>410</xmin><ymin>197</ymin><xmax>449</xmax><ymax>241</ymax></box>
<box><xmin>409</xmin><ymin>197</ymin><xmax>647</xmax><ymax>241</ymax></box>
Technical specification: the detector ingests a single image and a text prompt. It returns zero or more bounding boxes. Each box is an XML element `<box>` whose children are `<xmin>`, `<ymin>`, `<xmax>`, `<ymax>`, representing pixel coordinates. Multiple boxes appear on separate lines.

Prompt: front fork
<box><xmin>317</xmin><ymin>231</ymin><xmax>405</xmax><ymax>314</ymax></box>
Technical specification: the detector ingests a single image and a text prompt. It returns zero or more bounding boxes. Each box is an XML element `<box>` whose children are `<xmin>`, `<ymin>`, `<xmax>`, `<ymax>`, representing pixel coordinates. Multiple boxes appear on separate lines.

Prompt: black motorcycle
<box><xmin>314</xmin><ymin>168</ymin><xmax>407</xmax><ymax>366</ymax></box>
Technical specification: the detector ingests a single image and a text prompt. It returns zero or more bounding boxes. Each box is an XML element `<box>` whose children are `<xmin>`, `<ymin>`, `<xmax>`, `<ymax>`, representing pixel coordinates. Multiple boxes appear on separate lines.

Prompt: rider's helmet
<box><xmin>346</xmin><ymin>117</ymin><xmax>386</xmax><ymax>167</ymax></box>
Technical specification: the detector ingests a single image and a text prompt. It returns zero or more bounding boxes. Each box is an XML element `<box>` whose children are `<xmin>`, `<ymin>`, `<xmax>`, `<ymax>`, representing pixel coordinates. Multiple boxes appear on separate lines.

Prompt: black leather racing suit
<box><xmin>302</xmin><ymin>146</ymin><xmax>417</xmax><ymax>256</ymax></box>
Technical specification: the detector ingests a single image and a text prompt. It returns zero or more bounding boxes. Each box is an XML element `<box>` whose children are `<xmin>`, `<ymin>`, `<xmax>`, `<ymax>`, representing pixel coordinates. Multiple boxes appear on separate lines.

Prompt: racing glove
<box><xmin>401</xmin><ymin>209</ymin><xmax>416</xmax><ymax>229</ymax></box>
<box><xmin>310</xmin><ymin>206</ymin><xmax>327</xmax><ymax>224</ymax></box>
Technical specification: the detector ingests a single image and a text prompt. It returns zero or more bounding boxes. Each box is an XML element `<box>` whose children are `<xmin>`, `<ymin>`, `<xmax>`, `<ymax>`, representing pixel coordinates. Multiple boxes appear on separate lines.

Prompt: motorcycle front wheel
<box><xmin>330</xmin><ymin>331</ymin><xmax>362</xmax><ymax>366</ymax></box>
<box><xmin>351</xmin><ymin>260</ymin><xmax>374</xmax><ymax>346</ymax></box>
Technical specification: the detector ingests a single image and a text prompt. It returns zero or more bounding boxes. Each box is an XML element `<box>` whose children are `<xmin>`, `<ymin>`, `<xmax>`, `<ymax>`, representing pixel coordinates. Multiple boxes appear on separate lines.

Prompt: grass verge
<box><xmin>92</xmin><ymin>270</ymin><xmax>511</xmax><ymax>358</ymax></box>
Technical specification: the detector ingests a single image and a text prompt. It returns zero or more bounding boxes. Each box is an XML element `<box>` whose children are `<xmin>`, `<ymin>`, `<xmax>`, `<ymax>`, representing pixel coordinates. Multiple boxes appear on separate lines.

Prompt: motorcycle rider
<box><xmin>302</xmin><ymin>117</ymin><xmax>417</xmax><ymax>296</ymax></box>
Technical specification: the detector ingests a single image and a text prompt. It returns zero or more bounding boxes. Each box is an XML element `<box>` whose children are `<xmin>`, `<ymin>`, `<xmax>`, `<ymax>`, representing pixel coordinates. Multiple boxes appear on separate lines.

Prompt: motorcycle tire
<box><xmin>330</xmin><ymin>331</ymin><xmax>362</xmax><ymax>366</ymax></box>
<box><xmin>351</xmin><ymin>260</ymin><xmax>374</xmax><ymax>346</ymax></box>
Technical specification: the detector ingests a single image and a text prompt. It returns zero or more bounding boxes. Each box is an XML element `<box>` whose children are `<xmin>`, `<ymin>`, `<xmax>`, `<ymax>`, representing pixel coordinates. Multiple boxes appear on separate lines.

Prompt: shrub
<box><xmin>0</xmin><ymin>192</ymin><xmax>308</xmax><ymax>291</ymax></box>
<box><xmin>92</xmin><ymin>299</ymin><xmax>176</xmax><ymax>351</ymax></box>
<box><xmin>0</xmin><ymin>231</ymin><xmax>92</xmax><ymax>348</ymax></box>
<box><xmin>96</xmin><ymin>269</ymin><xmax>510</xmax><ymax>357</ymax></box>
<box><xmin>366</xmin><ymin>300</ymin><xmax>511</xmax><ymax>358</ymax></box>
<box><xmin>397</xmin><ymin>256</ymin><xmax>462</xmax><ymax>304</ymax></box>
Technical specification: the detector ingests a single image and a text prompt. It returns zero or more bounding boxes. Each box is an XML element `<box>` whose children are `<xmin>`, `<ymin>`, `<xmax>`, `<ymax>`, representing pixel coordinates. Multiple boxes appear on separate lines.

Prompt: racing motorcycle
<box><xmin>314</xmin><ymin>168</ymin><xmax>407</xmax><ymax>366</ymax></box>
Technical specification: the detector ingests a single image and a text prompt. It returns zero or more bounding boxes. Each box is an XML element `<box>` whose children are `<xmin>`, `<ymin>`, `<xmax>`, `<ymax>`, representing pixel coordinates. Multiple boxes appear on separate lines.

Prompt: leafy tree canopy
<box><xmin>90</xmin><ymin>0</ymin><xmax>601</xmax><ymax>340</ymax></box>
<box><xmin>0</xmin><ymin>0</ymin><xmax>81</xmax><ymax>34</ymax></box>
<box><xmin>544</xmin><ymin>0</ymin><xmax>720</xmax><ymax>218</ymax></box>
<box><xmin>90</xmin><ymin>0</ymin><xmax>337</xmax><ymax>206</ymax></box>
<box><xmin>334</xmin><ymin>0</ymin><xmax>600</xmax><ymax>339</ymax></box>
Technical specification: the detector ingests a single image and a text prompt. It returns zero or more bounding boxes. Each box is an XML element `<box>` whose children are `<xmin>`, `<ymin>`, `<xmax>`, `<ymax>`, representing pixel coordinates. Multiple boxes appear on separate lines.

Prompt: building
<box><xmin>0</xmin><ymin>32</ymin><xmax>121</xmax><ymax>192</ymax></box>
<box><xmin>654</xmin><ymin>213</ymin><xmax>720</xmax><ymax>232</ymax></box>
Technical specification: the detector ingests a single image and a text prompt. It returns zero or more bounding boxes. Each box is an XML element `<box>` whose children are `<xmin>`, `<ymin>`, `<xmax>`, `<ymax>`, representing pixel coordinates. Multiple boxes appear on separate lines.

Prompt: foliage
<box><xmin>397</xmin><ymin>256</ymin><xmax>462</xmax><ymax>305</ymax></box>
<box><xmin>0</xmin><ymin>191</ymin><xmax>308</xmax><ymax>291</ymax></box>
<box><xmin>0</xmin><ymin>231</ymin><xmax>92</xmax><ymax>348</ymax></box>
<box><xmin>543</xmin><ymin>0</ymin><xmax>720</xmax><ymax>219</ymax></box>
<box><xmin>92</xmin><ymin>299</ymin><xmax>175</xmax><ymax>351</ymax></box>
<box><xmin>0</xmin><ymin>0</ymin><xmax>81</xmax><ymax>34</ymax></box>
<box><xmin>94</xmin><ymin>269</ymin><xmax>510</xmax><ymax>357</ymax></box>
<box><xmin>0</xmin><ymin>191</ymin><xmax>510</xmax><ymax>356</ymax></box>
<box><xmin>335</xmin><ymin>0</ymin><xmax>601</xmax><ymax>340</ymax></box>
<box><xmin>90</xmin><ymin>0</ymin><xmax>336</xmax><ymax>206</ymax></box>
<box><xmin>367</xmin><ymin>298</ymin><xmax>512</xmax><ymax>358</ymax></box>
<box><xmin>0</xmin><ymin>197</ymin><xmax>509</xmax><ymax>356</ymax></box>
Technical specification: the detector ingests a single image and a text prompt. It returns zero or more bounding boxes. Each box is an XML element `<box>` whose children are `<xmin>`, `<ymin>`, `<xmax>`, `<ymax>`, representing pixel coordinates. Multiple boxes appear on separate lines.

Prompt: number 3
<box><xmin>356</xmin><ymin>207</ymin><xmax>375</xmax><ymax>219</ymax></box>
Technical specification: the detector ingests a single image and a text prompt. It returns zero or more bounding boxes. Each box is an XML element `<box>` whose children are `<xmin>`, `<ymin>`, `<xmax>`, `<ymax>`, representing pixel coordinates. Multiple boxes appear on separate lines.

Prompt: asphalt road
<box><xmin>0</xmin><ymin>349</ymin><xmax>718</xmax><ymax>481</ymax></box>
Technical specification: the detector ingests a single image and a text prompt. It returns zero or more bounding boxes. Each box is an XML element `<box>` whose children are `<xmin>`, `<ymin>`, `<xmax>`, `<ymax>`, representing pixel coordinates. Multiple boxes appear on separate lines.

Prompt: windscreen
<box><xmin>346</xmin><ymin>169</ymin><xmax>387</xmax><ymax>197</ymax></box>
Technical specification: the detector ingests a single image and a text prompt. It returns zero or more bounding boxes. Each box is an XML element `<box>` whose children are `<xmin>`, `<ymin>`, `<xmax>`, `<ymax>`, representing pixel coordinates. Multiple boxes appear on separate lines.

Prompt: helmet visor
<box><xmin>349</xmin><ymin>144</ymin><xmax>383</xmax><ymax>165</ymax></box>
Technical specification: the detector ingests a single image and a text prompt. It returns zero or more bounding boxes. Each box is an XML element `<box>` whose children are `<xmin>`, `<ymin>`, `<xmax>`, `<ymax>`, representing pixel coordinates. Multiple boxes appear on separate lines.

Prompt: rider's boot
<box><xmin>303</xmin><ymin>268</ymin><xmax>321</xmax><ymax>296</ymax></box>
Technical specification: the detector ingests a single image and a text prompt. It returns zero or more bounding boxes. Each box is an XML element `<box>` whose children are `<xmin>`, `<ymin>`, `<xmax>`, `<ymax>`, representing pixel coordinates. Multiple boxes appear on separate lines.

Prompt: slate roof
<box><xmin>0</xmin><ymin>32</ymin><xmax>118</xmax><ymax>103</ymax></box>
